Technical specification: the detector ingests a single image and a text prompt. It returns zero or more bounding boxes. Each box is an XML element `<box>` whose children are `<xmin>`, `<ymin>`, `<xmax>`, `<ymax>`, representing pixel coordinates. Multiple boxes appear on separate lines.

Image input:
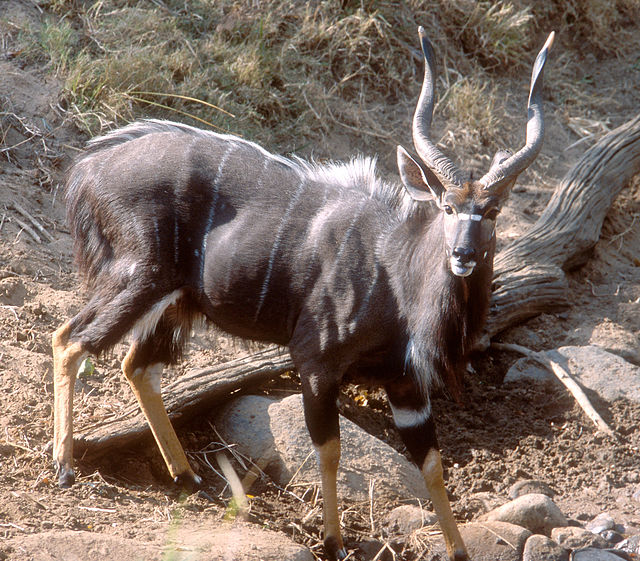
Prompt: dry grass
<box><xmin>6</xmin><ymin>0</ymin><xmax>639</xmax><ymax>166</ymax></box>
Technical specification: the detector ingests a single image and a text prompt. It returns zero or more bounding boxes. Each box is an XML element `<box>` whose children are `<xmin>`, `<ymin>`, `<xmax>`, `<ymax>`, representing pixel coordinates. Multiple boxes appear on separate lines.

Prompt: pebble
<box><xmin>481</xmin><ymin>493</ymin><xmax>567</xmax><ymax>536</ymax></box>
<box><xmin>509</xmin><ymin>479</ymin><xmax>556</xmax><ymax>499</ymax></box>
<box><xmin>551</xmin><ymin>526</ymin><xmax>609</xmax><ymax>550</ymax></box>
<box><xmin>430</xmin><ymin>521</ymin><xmax>531</xmax><ymax>561</ymax></box>
<box><xmin>381</xmin><ymin>505</ymin><xmax>437</xmax><ymax>536</ymax></box>
<box><xmin>585</xmin><ymin>512</ymin><xmax>615</xmax><ymax>534</ymax></box>
<box><xmin>616</xmin><ymin>534</ymin><xmax>640</xmax><ymax>554</ymax></box>
<box><xmin>522</xmin><ymin>534</ymin><xmax>569</xmax><ymax>561</ymax></box>
<box><xmin>571</xmin><ymin>548</ymin><xmax>632</xmax><ymax>561</ymax></box>
<box><xmin>600</xmin><ymin>530</ymin><xmax>624</xmax><ymax>545</ymax></box>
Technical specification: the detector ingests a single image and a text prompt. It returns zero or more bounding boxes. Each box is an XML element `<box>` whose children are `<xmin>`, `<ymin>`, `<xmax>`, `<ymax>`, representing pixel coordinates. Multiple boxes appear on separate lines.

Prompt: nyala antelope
<box><xmin>52</xmin><ymin>28</ymin><xmax>554</xmax><ymax>561</ymax></box>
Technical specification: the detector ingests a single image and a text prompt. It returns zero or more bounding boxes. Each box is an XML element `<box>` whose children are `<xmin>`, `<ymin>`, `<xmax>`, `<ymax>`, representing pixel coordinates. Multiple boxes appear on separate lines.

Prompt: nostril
<box><xmin>452</xmin><ymin>247</ymin><xmax>475</xmax><ymax>262</ymax></box>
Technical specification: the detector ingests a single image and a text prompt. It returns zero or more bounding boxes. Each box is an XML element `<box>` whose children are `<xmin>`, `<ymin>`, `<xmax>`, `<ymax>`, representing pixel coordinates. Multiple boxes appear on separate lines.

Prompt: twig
<box><xmin>371</xmin><ymin>542</ymin><xmax>396</xmax><ymax>561</ymax></box>
<box><xmin>78</xmin><ymin>506</ymin><xmax>117</xmax><ymax>513</ymax></box>
<box><xmin>216</xmin><ymin>451</ymin><xmax>249</xmax><ymax>520</ymax></box>
<box><xmin>284</xmin><ymin>449</ymin><xmax>315</xmax><ymax>491</ymax></box>
<box><xmin>0</xmin><ymin>439</ymin><xmax>35</xmax><ymax>454</ymax></box>
<box><xmin>11</xmin><ymin>202</ymin><xmax>54</xmax><ymax>243</ymax></box>
<box><xmin>368</xmin><ymin>478</ymin><xmax>375</xmax><ymax>534</ymax></box>
<box><xmin>12</xmin><ymin>217</ymin><xmax>41</xmax><ymax>243</ymax></box>
<box><xmin>492</xmin><ymin>342</ymin><xmax>618</xmax><ymax>439</ymax></box>
<box><xmin>0</xmin><ymin>522</ymin><xmax>26</xmax><ymax>531</ymax></box>
<box><xmin>477</xmin><ymin>523</ymin><xmax>518</xmax><ymax>551</ymax></box>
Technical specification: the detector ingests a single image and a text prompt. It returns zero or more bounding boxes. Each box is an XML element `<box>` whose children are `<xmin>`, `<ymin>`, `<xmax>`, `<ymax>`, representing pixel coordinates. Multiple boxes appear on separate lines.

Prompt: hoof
<box><xmin>324</xmin><ymin>536</ymin><xmax>347</xmax><ymax>560</ymax></box>
<box><xmin>173</xmin><ymin>472</ymin><xmax>203</xmax><ymax>493</ymax></box>
<box><xmin>57</xmin><ymin>466</ymin><xmax>75</xmax><ymax>489</ymax></box>
<box><xmin>453</xmin><ymin>550</ymin><xmax>469</xmax><ymax>561</ymax></box>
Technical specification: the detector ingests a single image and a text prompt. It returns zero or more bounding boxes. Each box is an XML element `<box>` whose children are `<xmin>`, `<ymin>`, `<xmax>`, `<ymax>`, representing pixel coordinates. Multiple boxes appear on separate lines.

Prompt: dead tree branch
<box><xmin>487</xmin><ymin>114</ymin><xmax>640</xmax><ymax>336</ymax></box>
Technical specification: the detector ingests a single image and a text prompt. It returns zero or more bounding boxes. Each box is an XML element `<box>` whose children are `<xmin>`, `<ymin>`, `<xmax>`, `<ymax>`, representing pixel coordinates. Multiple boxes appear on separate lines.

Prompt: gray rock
<box><xmin>551</xmin><ymin>526</ymin><xmax>609</xmax><ymax>550</ymax></box>
<box><xmin>523</xmin><ymin>534</ymin><xmax>569</xmax><ymax>561</ymax></box>
<box><xmin>585</xmin><ymin>512</ymin><xmax>615</xmax><ymax>534</ymax></box>
<box><xmin>588</xmin><ymin>319</ymin><xmax>640</xmax><ymax>366</ymax></box>
<box><xmin>616</xmin><ymin>534</ymin><xmax>640</xmax><ymax>554</ymax></box>
<box><xmin>382</xmin><ymin>505</ymin><xmax>438</xmax><ymax>536</ymax></box>
<box><xmin>215</xmin><ymin>394</ymin><xmax>428</xmax><ymax>501</ymax></box>
<box><xmin>463</xmin><ymin>492</ymin><xmax>508</xmax><ymax>516</ymax></box>
<box><xmin>570</xmin><ymin>548</ymin><xmax>630</xmax><ymax>561</ymax></box>
<box><xmin>481</xmin><ymin>493</ymin><xmax>568</xmax><ymax>536</ymax></box>
<box><xmin>600</xmin><ymin>530</ymin><xmax>624</xmax><ymax>545</ymax></box>
<box><xmin>509</xmin><ymin>480</ymin><xmax>556</xmax><ymax>499</ymax></box>
<box><xmin>504</xmin><ymin>345</ymin><xmax>640</xmax><ymax>403</ymax></box>
<box><xmin>429</xmin><ymin>521</ymin><xmax>531</xmax><ymax>561</ymax></box>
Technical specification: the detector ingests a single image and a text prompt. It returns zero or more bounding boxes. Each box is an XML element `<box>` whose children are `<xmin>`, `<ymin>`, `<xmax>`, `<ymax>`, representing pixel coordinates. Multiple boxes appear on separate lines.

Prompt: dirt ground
<box><xmin>2</xmin><ymin>18</ymin><xmax>640</xmax><ymax>561</ymax></box>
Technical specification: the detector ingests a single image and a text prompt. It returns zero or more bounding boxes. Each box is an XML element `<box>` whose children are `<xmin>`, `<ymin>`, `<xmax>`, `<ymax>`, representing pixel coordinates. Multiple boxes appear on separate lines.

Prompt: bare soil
<box><xmin>2</xmin><ymin>20</ymin><xmax>640</xmax><ymax>561</ymax></box>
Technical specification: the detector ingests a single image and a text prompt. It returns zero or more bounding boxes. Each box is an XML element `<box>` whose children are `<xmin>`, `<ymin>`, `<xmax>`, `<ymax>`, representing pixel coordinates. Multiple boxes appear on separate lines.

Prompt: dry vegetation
<box><xmin>3</xmin><ymin>0</ymin><xmax>638</xmax><ymax>166</ymax></box>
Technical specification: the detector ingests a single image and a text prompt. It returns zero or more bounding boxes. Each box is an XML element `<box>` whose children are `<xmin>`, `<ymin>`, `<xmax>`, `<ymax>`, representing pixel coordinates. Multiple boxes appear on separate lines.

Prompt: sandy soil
<box><xmin>2</xmin><ymin>15</ymin><xmax>640</xmax><ymax>561</ymax></box>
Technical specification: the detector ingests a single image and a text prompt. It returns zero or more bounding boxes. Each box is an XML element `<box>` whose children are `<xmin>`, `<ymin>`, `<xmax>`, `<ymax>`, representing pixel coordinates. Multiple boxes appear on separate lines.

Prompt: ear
<box><xmin>397</xmin><ymin>145</ymin><xmax>445</xmax><ymax>201</ymax></box>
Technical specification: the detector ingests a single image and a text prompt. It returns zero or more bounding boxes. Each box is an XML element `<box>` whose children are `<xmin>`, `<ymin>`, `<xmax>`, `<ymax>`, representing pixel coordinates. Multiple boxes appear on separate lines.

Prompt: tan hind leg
<box><xmin>121</xmin><ymin>341</ymin><xmax>201</xmax><ymax>490</ymax></box>
<box><xmin>52</xmin><ymin>321</ymin><xmax>88</xmax><ymax>487</ymax></box>
<box><xmin>315</xmin><ymin>438</ymin><xmax>346</xmax><ymax>560</ymax></box>
<box><xmin>422</xmin><ymin>448</ymin><xmax>468</xmax><ymax>561</ymax></box>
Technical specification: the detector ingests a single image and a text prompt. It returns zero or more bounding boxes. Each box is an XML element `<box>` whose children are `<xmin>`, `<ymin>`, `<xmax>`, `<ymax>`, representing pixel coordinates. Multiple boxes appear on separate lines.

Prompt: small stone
<box><xmin>571</xmin><ymin>548</ymin><xmax>631</xmax><ymax>561</ymax></box>
<box><xmin>551</xmin><ymin>526</ymin><xmax>609</xmax><ymax>550</ymax></box>
<box><xmin>357</xmin><ymin>539</ymin><xmax>395</xmax><ymax>561</ymax></box>
<box><xmin>481</xmin><ymin>493</ymin><xmax>567</xmax><ymax>536</ymax></box>
<box><xmin>462</xmin><ymin>492</ymin><xmax>508</xmax><ymax>516</ymax></box>
<box><xmin>616</xmin><ymin>534</ymin><xmax>640</xmax><ymax>554</ymax></box>
<box><xmin>522</xmin><ymin>534</ymin><xmax>569</xmax><ymax>561</ymax></box>
<box><xmin>508</xmin><ymin>480</ymin><xmax>556</xmax><ymax>499</ymax></box>
<box><xmin>586</xmin><ymin>512</ymin><xmax>615</xmax><ymax>533</ymax></box>
<box><xmin>382</xmin><ymin>505</ymin><xmax>437</xmax><ymax>536</ymax></box>
<box><xmin>429</xmin><ymin>521</ymin><xmax>531</xmax><ymax>561</ymax></box>
<box><xmin>600</xmin><ymin>530</ymin><xmax>624</xmax><ymax>545</ymax></box>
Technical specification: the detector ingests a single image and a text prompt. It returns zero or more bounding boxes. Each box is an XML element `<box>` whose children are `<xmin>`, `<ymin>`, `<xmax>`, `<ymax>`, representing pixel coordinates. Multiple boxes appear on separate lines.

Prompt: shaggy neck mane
<box><xmin>384</xmin><ymin>211</ymin><xmax>493</xmax><ymax>399</ymax></box>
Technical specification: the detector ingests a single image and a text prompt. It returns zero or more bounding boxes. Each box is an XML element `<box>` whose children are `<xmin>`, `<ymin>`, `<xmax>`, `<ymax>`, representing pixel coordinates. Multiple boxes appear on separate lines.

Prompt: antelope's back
<box><xmin>65</xmin><ymin>120</ymin><xmax>404</xmax><ymax>348</ymax></box>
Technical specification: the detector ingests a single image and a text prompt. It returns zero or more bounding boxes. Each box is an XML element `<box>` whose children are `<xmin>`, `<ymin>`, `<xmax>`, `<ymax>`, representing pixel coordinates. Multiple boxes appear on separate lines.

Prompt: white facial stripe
<box><xmin>457</xmin><ymin>213</ymin><xmax>483</xmax><ymax>221</ymax></box>
<box><xmin>390</xmin><ymin>403</ymin><xmax>432</xmax><ymax>429</ymax></box>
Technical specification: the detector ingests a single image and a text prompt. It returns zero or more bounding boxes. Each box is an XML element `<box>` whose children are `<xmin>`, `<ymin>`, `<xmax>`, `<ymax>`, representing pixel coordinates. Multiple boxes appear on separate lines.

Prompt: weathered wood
<box><xmin>74</xmin><ymin>346</ymin><xmax>294</xmax><ymax>457</ymax></box>
<box><xmin>74</xmin><ymin>115</ymin><xmax>640</xmax><ymax>457</ymax></box>
<box><xmin>487</xmin><ymin>114</ymin><xmax>640</xmax><ymax>336</ymax></box>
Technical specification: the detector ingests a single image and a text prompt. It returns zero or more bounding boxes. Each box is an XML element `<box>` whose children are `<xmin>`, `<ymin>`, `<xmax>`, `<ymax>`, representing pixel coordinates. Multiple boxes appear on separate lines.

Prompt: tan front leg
<box><xmin>422</xmin><ymin>448</ymin><xmax>468</xmax><ymax>561</ymax></box>
<box><xmin>52</xmin><ymin>321</ymin><xmax>88</xmax><ymax>487</ymax></box>
<box><xmin>315</xmin><ymin>438</ymin><xmax>346</xmax><ymax>560</ymax></box>
<box><xmin>121</xmin><ymin>344</ymin><xmax>201</xmax><ymax>490</ymax></box>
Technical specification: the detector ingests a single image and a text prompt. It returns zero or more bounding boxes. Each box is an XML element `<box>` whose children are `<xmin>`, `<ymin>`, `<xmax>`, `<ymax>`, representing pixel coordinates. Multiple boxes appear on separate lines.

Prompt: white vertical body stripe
<box><xmin>255</xmin><ymin>177</ymin><xmax>307</xmax><ymax>320</ymax></box>
<box><xmin>199</xmin><ymin>142</ymin><xmax>237</xmax><ymax>288</ymax></box>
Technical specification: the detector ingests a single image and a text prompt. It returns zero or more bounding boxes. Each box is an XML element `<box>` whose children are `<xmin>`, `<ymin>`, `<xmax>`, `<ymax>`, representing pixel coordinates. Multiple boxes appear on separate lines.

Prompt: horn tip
<box><xmin>544</xmin><ymin>31</ymin><xmax>555</xmax><ymax>52</ymax></box>
<box><xmin>418</xmin><ymin>25</ymin><xmax>426</xmax><ymax>37</ymax></box>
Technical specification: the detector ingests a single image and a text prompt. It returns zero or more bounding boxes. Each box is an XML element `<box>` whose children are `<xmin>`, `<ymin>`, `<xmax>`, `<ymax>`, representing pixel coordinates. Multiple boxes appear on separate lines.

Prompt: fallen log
<box><xmin>74</xmin><ymin>114</ymin><xmax>640</xmax><ymax>457</ymax></box>
<box><xmin>487</xmin><ymin>113</ymin><xmax>640</xmax><ymax>336</ymax></box>
<box><xmin>74</xmin><ymin>346</ymin><xmax>294</xmax><ymax>458</ymax></box>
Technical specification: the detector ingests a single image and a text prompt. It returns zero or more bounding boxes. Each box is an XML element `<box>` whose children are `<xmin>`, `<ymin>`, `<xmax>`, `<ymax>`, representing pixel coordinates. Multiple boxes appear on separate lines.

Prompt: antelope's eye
<box><xmin>485</xmin><ymin>208</ymin><xmax>500</xmax><ymax>220</ymax></box>
<box><xmin>443</xmin><ymin>205</ymin><xmax>454</xmax><ymax>215</ymax></box>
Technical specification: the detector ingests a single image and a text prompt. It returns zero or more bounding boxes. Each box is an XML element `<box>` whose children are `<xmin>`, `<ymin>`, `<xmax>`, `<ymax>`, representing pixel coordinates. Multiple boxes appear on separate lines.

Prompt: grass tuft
<box><xmin>8</xmin><ymin>0</ymin><xmax>640</xmax><ymax>167</ymax></box>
